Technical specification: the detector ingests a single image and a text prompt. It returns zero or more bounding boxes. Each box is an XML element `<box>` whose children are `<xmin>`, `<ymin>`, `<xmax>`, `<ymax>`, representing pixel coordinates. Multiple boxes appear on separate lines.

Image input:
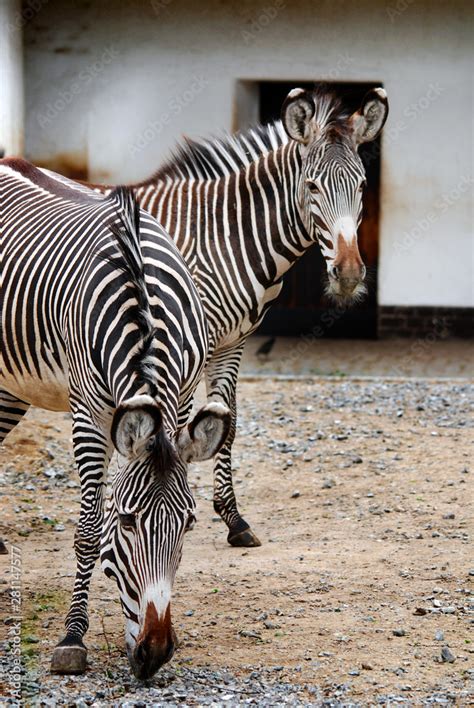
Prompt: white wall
<box><xmin>0</xmin><ymin>0</ymin><xmax>24</xmax><ymax>155</ymax></box>
<box><xmin>23</xmin><ymin>0</ymin><xmax>473</xmax><ymax>308</ymax></box>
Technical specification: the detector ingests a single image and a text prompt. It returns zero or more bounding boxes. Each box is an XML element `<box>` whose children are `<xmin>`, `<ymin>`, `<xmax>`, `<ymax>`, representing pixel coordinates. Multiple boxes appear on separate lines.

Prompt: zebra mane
<box><xmin>154</xmin><ymin>122</ymin><xmax>288</xmax><ymax>180</ymax></box>
<box><xmin>107</xmin><ymin>187</ymin><xmax>159</xmax><ymax>398</ymax></box>
<box><xmin>107</xmin><ymin>188</ymin><xmax>178</xmax><ymax>475</ymax></box>
<box><xmin>152</xmin><ymin>88</ymin><xmax>350</xmax><ymax>181</ymax></box>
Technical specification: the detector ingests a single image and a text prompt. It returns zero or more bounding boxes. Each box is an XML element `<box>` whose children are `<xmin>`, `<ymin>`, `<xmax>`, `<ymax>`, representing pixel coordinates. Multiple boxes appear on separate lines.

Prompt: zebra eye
<box><xmin>119</xmin><ymin>513</ymin><xmax>136</xmax><ymax>530</ymax></box>
<box><xmin>184</xmin><ymin>514</ymin><xmax>196</xmax><ymax>532</ymax></box>
<box><xmin>306</xmin><ymin>181</ymin><xmax>320</xmax><ymax>195</ymax></box>
<box><xmin>358</xmin><ymin>180</ymin><xmax>367</xmax><ymax>192</ymax></box>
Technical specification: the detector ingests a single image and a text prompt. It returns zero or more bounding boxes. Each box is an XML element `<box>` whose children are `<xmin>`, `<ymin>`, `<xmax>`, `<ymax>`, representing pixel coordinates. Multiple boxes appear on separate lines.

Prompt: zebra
<box><xmin>93</xmin><ymin>86</ymin><xmax>389</xmax><ymax>548</ymax></box>
<box><xmin>1</xmin><ymin>158</ymin><xmax>230</xmax><ymax>679</ymax></box>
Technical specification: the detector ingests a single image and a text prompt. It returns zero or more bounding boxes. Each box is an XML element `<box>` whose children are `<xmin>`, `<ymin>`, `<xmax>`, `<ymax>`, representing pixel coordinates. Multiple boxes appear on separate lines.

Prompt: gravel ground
<box><xmin>1</xmin><ymin>377</ymin><xmax>473</xmax><ymax>706</ymax></box>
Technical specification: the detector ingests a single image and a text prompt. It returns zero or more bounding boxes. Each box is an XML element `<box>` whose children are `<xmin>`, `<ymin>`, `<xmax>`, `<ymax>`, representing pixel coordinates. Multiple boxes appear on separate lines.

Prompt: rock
<box><xmin>322</xmin><ymin>478</ymin><xmax>335</xmax><ymax>489</ymax></box>
<box><xmin>441</xmin><ymin>646</ymin><xmax>455</xmax><ymax>663</ymax></box>
<box><xmin>239</xmin><ymin>629</ymin><xmax>261</xmax><ymax>639</ymax></box>
<box><xmin>291</xmin><ymin>490</ymin><xmax>300</xmax><ymax>499</ymax></box>
<box><xmin>393</xmin><ymin>628</ymin><xmax>406</xmax><ymax>637</ymax></box>
<box><xmin>264</xmin><ymin>620</ymin><xmax>279</xmax><ymax>630</ymax></box>
<box><xmin>0</xmin><ymin>539</ymin><xmax>7</xmax><ymax>555</ymax></box>
<box><xmin>435</xmin><ymin>630</ymin><xmax>444</xmax><ymax>641</ymax></box>
<box><xmin>413</xmin><ymin>607</ymin><xmax>428</xmax><ymax>616</ymax></box>
<box><xmin>361</xmin><ymin>662</ymin><xmax>373</xmax><ymax>670</ymax></box>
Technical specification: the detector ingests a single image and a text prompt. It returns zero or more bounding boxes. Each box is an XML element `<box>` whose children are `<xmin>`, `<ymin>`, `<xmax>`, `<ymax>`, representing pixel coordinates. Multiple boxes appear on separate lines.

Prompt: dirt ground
<box><xmin>0</xmin><ymin>377</ymin><xmax>473</xmax><ymax>706</ymax></box>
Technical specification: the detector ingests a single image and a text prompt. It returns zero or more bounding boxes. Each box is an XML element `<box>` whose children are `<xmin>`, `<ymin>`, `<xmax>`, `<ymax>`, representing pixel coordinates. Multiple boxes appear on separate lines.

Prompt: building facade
<box><xmin>2</xmin><ymin>0</ymin><xmax>473</xmax><ymax>336</ymax></box>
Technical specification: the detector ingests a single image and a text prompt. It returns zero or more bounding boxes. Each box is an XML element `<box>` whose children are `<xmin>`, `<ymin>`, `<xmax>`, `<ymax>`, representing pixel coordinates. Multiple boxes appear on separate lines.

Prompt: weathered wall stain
<box><xmin>32</xmin><ymin>151</ymin><xmax>88</xmax><ymax>180</ymax></box>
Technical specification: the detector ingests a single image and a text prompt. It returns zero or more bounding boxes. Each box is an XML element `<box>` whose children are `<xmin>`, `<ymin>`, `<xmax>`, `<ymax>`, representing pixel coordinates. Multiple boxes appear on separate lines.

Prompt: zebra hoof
<box><xmin>228</xmin><ymin>527</ymin><xmax>262</xmax><ymax>547</ymax></box>
<box><xmin>50</xmin><ymin>643</ymin><xmax>87</xmax><ymax>674</ymax></box>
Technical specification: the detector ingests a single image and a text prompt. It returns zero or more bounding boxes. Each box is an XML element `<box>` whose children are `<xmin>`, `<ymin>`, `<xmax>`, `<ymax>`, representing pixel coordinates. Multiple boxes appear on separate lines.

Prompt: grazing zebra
<box><xmin>93</xmin><ymin>86</ymin><xmax>389</xmax><ymax>548</ymax></box>
<box><xmin>1</xmin><ymin>158</ymin><xmax>230</xmax><ymax>679</ymax></box>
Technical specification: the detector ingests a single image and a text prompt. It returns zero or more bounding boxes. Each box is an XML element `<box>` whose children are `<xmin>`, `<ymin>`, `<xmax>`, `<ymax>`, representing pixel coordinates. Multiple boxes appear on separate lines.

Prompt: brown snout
<box><xmin>330</xmin><ymin>234</ymin><xmax>365</xmax><ymax>294</ymax></box>
<box><xmin>131</xmin><ymin>603</ymin><xmax>175</xmax><ymax>680</ymax></box>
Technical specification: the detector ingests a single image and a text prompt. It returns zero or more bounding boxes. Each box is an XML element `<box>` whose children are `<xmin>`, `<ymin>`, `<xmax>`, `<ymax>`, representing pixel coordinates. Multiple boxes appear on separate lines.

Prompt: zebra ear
<box><xmin>177</xmin><ymin>402</ymin><xmax>231</xmax><ymax>462</ymax></box>
<box><xmin>350</xmin><ymin>88</ymin><xmax>389</xmax><ymax>147</ymax></box>
<box><xmin>281</xmin><ymin>88</ymin><xmax>316</xmax><ymax>144</ymax></box>
<box><xmin>111</xmin><ymin>395</ymin><xmax>163</xmax><ymax>458</ymax></box>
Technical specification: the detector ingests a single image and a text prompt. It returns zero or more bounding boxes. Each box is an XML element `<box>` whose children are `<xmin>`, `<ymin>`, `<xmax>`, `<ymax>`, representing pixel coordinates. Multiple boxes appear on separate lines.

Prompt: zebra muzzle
<box><xmin>130</xmin><ymin>602</ymin><xmax>175</xmax><ymax>679</ymax></box>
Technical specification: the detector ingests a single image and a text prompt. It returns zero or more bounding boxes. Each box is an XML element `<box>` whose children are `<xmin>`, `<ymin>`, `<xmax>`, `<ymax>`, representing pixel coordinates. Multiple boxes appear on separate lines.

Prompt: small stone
<box><xmin>393</xmin><ymin>628</ymin><xmax>406</xmax><ymax>637</ymax></box>
<box><xmin>352</xmin><ymin>456</ymin><xmax>363</xmax><ymax>464</ymax></box>
<box><xmin>361</xmin><ymin>662</ymin><xmax>373</xmax><ymax>670</ymax></box>
<box><xmin>441</xmin><ymin>606</ymin><xmax>456</xmax><ymax>614</ymax></box>
<box><xmin>291</xmin><ymin>490</ymin><xmax>300</xmax><ymax>499</ymax></box>
<box><xmin>435</xmin><ymin>630</ymin><xmax>444</xmax><ymax>641</ymax></box>
<box><xmin>469</xmin><ymin>569</ymin><xmax>474</xmax><ymax>577</ymax></box>
<box><xmin>322</xmin><ymin>479</ymin><xmax>335</xmax><ymax>489</ymax></box>
<box><xmin>264</xmin><ymin>620</ymin><xmax>278</xmax><ymax>630</ymax></box>
<box><xmin>443</xmin><ymin>513</ymin><xmax>455</xmax><ymax>519</ymax></box>
<box><xmin>348</xmin><ymin>668</ymin><xmax>360</xmax><ymax>676</ymax></box>
<box><xmin>414</xmin><ymin>607</ymin><xmax>428</xmax><ymax>616</ymax></box>
<box><xmin>441</xmin><ymin>646</ymin><xmax>455</xmax><ymax>663</ymax></box>
<box><xmin>184</xmin><ymin>610</ymin><xmax>194</xmax><ymax>617</ymax></box>
<box><xmin>239</xmin><ymin>629</ymin><xmax>261</xmax><ymax>639</ymax></box>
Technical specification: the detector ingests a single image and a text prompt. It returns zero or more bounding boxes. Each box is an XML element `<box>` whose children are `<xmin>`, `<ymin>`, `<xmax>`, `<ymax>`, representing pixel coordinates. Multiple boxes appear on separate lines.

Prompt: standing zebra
<box><xmin>94</xmin><ymin>86</ymin><xmax>389</xmax><ymax>548</ymax></box>
<box><xmin>1</xmin><ymin>159</ymin><xmax>230</xmax><ymax>678</ymax></box>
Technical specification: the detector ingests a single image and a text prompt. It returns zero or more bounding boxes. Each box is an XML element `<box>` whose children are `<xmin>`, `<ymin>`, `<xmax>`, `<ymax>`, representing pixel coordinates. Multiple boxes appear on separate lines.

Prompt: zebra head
<box><xmin>101</xmin><ymin>396</ymin><xmax>230</xmax><ymax>680</ymax></box>
<box><xmin>282</xmin><ymin>87</ymin><xmax>388</xmax><ymax>304</ymax></box>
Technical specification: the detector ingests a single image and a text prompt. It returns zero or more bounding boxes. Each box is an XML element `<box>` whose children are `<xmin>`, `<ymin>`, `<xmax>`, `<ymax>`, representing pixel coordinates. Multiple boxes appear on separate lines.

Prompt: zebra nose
<box><xmin>132</xmin><ymin>636</ymin><xmax>175</xmax><ymax>680</ymax></box>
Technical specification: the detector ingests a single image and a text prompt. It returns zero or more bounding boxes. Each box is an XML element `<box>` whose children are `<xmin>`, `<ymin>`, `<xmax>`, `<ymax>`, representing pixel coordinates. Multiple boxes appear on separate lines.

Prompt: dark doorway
<box><xmin>257</xmin><ymin>81</ymin><xmax>382</xmax><ymax>339</ymax></box>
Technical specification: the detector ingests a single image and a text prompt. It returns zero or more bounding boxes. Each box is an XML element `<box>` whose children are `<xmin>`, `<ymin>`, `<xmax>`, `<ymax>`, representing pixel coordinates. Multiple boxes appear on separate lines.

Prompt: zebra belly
<box><xmin>214</xmin><ymin>281</ymin><xmax>283</xmax><ymax>350</ymax></box>
<box><xmin>0</xmin><ymin>364</ymin><xmax>70</xmax><ymax>412</ymax></box>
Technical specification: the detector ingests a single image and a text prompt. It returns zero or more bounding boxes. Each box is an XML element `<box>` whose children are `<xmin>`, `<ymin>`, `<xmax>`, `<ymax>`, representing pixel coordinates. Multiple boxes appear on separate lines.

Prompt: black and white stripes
<box><xmin>0</xmin><ymin>158</ymin><xmax>230</xmax><ymax>679</ymax></box>
<box><xmin>104</xmin><ymin>87</ymin><xmax>388</xmax><ymax>547</ymax></box>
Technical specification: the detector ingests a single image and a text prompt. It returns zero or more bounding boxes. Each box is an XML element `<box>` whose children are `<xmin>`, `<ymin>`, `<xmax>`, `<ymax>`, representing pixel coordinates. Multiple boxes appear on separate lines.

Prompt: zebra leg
<box><xmin>206</xmin><ymin>346</ymin><xmax>261</xmax><ymax>548</ymax></box>
<box><xmin>0</xmin><ymin>389</ymin><xmax>31</xmax><ymax>554</ymax></box>
<box><xmin>51</xmin><ymin>410</ymin><xmax>111</xmax><ymax>674</ymax></box>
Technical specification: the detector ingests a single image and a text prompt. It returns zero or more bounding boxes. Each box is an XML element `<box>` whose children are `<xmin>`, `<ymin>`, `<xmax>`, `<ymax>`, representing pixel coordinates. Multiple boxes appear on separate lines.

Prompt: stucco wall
<box><xmin>23</xmin><ymin>0</ymin><xmax>473</xmax><ymax>308</ymax></box>
<box><xmin>0</xmin><ymin>0</ymin><xmax>24</xmax><ymax>155</ymax></box>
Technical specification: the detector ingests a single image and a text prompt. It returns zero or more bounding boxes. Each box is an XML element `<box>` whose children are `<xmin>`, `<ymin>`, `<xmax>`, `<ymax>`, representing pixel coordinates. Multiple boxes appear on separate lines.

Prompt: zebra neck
<box><xmin>241</xmin><ymin>140</ymin><xmax>314</xmax><ymax>285</ymax></box>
